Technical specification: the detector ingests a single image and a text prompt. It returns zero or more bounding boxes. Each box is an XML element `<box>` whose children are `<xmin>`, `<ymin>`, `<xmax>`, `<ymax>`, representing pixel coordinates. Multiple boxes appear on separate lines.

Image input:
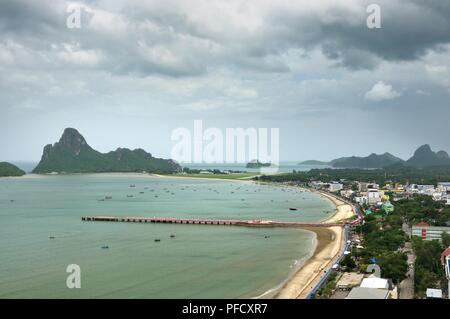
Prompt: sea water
<box><xmin>0</xmin><ymin>174</ymin><xmax>335</xmax><ymax>298</ymax></box>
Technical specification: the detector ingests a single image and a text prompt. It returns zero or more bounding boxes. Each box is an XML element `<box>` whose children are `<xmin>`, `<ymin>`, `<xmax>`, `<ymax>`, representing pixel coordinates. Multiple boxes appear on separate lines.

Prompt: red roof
<box><xmin>416</xmin><ymin>221</ymin><xmax>430</xmax><ymax>227</ymax></box>
<box><xmin>441</xmin><ymin>247</ymin><xmax>450</xmax><ymax>265</ymax></box>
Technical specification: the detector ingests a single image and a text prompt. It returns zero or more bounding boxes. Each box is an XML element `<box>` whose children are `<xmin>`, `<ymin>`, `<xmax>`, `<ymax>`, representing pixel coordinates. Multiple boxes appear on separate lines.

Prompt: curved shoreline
<box><xmin>275</xmin><ymin>190</ymin><xmax>354</xmax><ymax>299</ymax></box>
<box><xmin>153</xmin><ymin>174</ymin><xmax>354</xmax><ymax>299</ymax></box>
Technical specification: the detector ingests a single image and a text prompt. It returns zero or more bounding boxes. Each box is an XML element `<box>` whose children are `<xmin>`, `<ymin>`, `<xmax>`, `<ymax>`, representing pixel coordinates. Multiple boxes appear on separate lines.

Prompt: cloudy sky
<box><xmin>1</xmin><ymin>0</ymin><xmax>450</xmax><ymax>163</ymax></box>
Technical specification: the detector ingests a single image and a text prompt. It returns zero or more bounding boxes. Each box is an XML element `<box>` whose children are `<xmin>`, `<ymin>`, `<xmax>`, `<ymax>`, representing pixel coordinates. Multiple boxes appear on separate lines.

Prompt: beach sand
<box><xmin>275</xmin><ymin>191</ymin><xmax>354</xmax><ymax>299</ymax></box>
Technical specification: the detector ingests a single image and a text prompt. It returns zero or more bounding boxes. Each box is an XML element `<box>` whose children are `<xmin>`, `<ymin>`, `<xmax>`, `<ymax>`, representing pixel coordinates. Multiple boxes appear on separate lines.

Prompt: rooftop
<box><xmin>360</xmin><ymin>277</ymin><xmax>389</xmax><ymax>289</ymax></box>
<box><xmin>426</xmin><ymin>288</ymin><xmax>443</xmax><ymax>299</ymax></box>
<box><xmin>346</xmin><ymin>287</ymin><xmax>389</xmax><ymax>299</ymax></box>
<box><xmin>336</xmin><ymin>272</ymin><xmax>365</xmax><ymax>289</ymax></box>
<box><xmin>441</xmin><ymin>246</ymin><xmax>450</xmax><ymax>264</ymax></box>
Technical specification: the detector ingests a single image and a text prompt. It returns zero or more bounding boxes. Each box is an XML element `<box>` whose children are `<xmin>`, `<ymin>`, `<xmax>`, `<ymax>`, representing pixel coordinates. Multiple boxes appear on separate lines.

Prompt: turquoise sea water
<box><xmin>0</xmin><ymin>174</ymin><xmax>334</xmax><ymax>298</ymax></box>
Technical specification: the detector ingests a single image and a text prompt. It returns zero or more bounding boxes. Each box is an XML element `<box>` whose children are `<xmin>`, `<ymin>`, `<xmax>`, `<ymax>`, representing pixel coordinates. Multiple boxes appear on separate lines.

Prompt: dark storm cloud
<box><xmin>1</xmin><ymin>0</ymin><xmax>450</xmax><ymax>75</ymax></box>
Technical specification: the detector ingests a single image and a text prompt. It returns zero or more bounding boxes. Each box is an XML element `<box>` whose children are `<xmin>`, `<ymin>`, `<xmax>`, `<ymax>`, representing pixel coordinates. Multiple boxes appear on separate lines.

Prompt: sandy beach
<box><xmin>275</xmin><ymin>191</ymin><xmax>355</xmax><ymax>299</ymax></box>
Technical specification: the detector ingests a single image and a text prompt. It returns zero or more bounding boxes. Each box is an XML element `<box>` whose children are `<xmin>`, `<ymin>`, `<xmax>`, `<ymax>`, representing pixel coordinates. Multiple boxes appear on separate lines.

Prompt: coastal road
<box><xmin>399</xmin><ymin>241</ymin><xmax>415</xmax><ymax>299</ymax></box>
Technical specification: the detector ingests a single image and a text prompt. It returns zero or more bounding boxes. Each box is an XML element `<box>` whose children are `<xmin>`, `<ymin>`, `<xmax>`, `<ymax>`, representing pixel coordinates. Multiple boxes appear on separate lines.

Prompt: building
<box><xmin>381</xmin><ymin>201</ymin><xmax>394</xmax><ymax>213</ymax></box>
<box><xmin>340</xmin><ymin>189</ymin><xmax>354</xmax><ymax>198</ymax></box>
<box><xmin>426</xmin><ymin>288</ymin><xmax>443</xmax><ymax>299</ymax></box>
<box><xmin>367</xmin><ymin>189</ymin><xmax>382</xmax><ymax>205</ymax></box>
<box><xmin>412</xmin><ymin>222</ymin><xmax>450</xmax><ymax>241</ymax></box>
<box><xmin>310</xmin><ymin>181</ymin><xmax>326</xmax><ymax>189</ymax></box>
<box><xmin>359</xmin><ymin>182</ymin><xmax>379</xmax><ymax>192</ymax></box>
<box><xmin>360</xmin><ymin>277</ymin><xmax>390</xmax><ymax>289</ymax></box>
<box><xmin>433</xmin><ymin>192</ymin><xmax>443</xmax><ymax>201</ymax></box>
<box><xmin>437</xmin><ymin>182</ymin><xmax>450</xmax><ymax>192</ymax></box>
<box><xmin>346</xmin><ymin>287</ymin><xmax>389</xmax><ymax>299</ymax></box>
<box><xmin>336</xmin><ymin>272</ymin><xmax>364</xmax><ymax>290</ymax></box>
<box><xmin>354</xmin><ymin>196</ymin><xmax>368</xmax><ymax>205</ymax></box>
<box><xmin>392</xmin><ymin>192</ymin><xmax>409</xmax><ymax>202</ymax></box>
<box><xmin>328</xmin><ymin>182</ymin><xmax>343</xmax><ymax>192</ymax></box>
<box><xmin>442</xmin><ymin>247</ymin><xmax>450</xmax><ymax>299</ymax></box>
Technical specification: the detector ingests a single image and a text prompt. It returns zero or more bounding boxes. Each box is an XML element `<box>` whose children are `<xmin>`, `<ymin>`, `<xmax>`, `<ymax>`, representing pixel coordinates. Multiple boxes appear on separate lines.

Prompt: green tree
<box><xmin>441</xmin><ymin>232</ymin><xmax>450</xmax><ymax>248</ymax></box>
<box><xmin>341</xmin><ymin>254</ymin><xmax>356</xmax><ymax>269</ymax></box>
<box><xmin>378</xmin><ymin>252</ymin><xmax>408</xmax><ymax>284</ymax></box>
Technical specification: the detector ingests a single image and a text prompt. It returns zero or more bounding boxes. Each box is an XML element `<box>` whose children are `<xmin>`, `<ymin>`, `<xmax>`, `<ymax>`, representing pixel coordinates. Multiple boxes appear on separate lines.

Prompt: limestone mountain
<box><xmin>32</xmin><ymin>128</ymin><xmax>181</xmax><ymax>174</ymax></box>
<box><xmin>406</xmin><ymin>144</ymin><xmax>450</xmax><ymax>168</ymax></box>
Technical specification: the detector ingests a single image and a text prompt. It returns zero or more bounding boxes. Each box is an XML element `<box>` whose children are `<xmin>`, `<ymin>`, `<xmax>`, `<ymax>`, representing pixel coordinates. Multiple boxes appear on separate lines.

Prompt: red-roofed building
<box><xmin>441</xmin><ymin>247</ymin><xmax>450</xmax><ymax>265</ymax></box>
<box><xmin>412</xmin><ymin>223</ymin><xmax>450</xmax><ymax>241</ymax></box>
<box><xmin>442</xmin><ymin>247</ymin><xmax>450</xmax><ymax>299</ymax></box>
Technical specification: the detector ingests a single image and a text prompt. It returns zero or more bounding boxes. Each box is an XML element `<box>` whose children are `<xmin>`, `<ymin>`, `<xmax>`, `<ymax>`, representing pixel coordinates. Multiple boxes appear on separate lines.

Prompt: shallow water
<box><xmin>0</xmin><ymin>174</ymin><xmax>334</xmax><ymax>298</ymax></box>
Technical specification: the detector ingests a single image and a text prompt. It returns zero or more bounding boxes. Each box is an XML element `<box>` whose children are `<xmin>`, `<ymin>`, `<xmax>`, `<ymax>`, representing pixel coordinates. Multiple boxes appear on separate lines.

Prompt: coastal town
<box><xmin>288</xmin><ymin>178</ymin><xmax>450</xmax><ymax>299</ymax></box>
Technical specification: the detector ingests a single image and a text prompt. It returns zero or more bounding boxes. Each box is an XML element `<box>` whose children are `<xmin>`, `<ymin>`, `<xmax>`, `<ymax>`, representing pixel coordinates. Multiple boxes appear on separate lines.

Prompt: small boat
<box><xmin>49</xmin><ymin>236</ymin><xmax>55</xmax><ymax>239</ymax></box>
<box><xmin>154</xmin><ymin>239</ymin><xmax>161</xmax><ymax>242</ymax></box>
<box><xmin>105</xmin><ymin>196</ymin><xmax>112</xmax><ymax>200</ymax></box>
<box><xmin>101</xmin><ymin>245</ymin><xmax>109</xmax><ymax>249</ymax></box>
<box><xmin>170</xmin><ymin>235</ymin><xmax>175</xmax><ymax>238</ymax></box>
<box><xmin>289</xmin><ymin>208</ymin><xmax>297</xmax><ymax>211</ymax></box>
<box><xmin>140</xmin><ymin>192</ymin><xmax>144</xmax><ymax>194</ymax></box>
<box><xmin>127</xmin><ymin>195</ymin><xmax>134</xmax><ymax>198</ymax></box>
<box><xmin>264</xmin><ymin>235</ymin><xmax>270</xmax><ymax>239</ymax></box>
<box><xmin>130</xmin><ymin>184</ymin><xmax>136</xmax><ymax>188</ymax></box>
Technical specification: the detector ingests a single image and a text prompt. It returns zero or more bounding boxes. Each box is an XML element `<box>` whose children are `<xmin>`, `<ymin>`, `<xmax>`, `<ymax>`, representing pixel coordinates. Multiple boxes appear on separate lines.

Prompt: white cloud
<box><xmin>56</xmin><ymin>43</ymin><xmax>103</xmax><ymax>66</ymax></box>
<box><xmin>364</xmin><ymin>81</ymin><xmax>401</xmax><ymax>101</ymax></box>
<box><xmin>416</xmin><ymin>89</ymin><xmax>430</xmax><ymax>96</ymax></box>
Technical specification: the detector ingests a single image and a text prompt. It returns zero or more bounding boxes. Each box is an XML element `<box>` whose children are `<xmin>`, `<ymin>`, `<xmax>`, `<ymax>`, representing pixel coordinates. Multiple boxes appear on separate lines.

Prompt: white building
<box><xmin>426</xmin><ymin>288</ymin><xmax>443</xmax><ymax>299</ymax></box>
<box><xmin>340</xmin><ymin>189</ymin><xmax>354</xmax><ymax>198</ymax></box>
<box><xmin>360</xmin><ymin>277</ymin><xmax>389</xmax><ymax>290</ymax></box>
<box><xmin>432</xmin><ymin>192</ymin><xmax>443</xmax><ymax>201</ymax></box>
<box><xmin>354</xmin><ymin>196</ymin><xmax>368</xmax><ymax>205</ymax></box>
<box><xmin>359</xmin><ymin>182</ymin><xmax>379</xmax><ymax>192</ymax></box>
<box><xmin>412</xmin><ymin>223</ymin><xmax>450</xmax><ymax>241</ymax></box>
<box><xmin>367</xmin><ymin>189</ymin><xmax>381</xmax><ymax>205</ymax></box>
<box><xmin>437</xmin><ymin>182</ymin><xmax>450</xmax><ymax>192</ymax></box>
<box><xmin>328</xmin><ymin>182</ymin><xmax>343</xmax><ymax>192</ymax></box>
<box><xmin>346</xmin><ymin>287</ymin><xmax>389</xmax><ymax>299</ymax></box>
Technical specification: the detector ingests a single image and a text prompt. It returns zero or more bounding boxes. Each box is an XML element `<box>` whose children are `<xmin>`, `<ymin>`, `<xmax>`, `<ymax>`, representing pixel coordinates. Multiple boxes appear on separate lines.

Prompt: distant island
<box><xmin>246</xmin><ymin>160</ymin><xmax>271</xmax><ymax>168</ymax></box>
<box><xmin>0</xmin><ymin>162</ymin><xmax>26</xmax><ymax>177</ymax></box>
<box><xmin>298</xmin><ymin>160</ymin><xmax>330</xmax><ymax>166</ymax></box>
<box><xmin>32</xmin><ymin>128</ymin><xmax>182</xmax><ymax>174</ymax></box>
<box><xmin>299</xmin><ymin>144</ymin><xmax>450</xmax><ymax>169</ymax></box>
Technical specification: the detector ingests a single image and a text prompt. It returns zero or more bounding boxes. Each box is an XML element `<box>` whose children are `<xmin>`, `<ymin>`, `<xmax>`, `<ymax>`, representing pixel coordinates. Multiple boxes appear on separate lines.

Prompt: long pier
<box><xmin>81</xmin><ymin>216</ymin><xmax>341</xmax><ymax>228</ymax></box>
